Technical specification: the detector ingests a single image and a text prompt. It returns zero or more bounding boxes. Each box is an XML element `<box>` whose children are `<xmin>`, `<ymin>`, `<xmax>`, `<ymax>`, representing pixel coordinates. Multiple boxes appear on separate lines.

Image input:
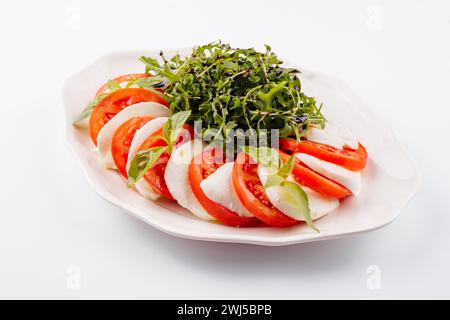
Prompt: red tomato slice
<box><xmin>111</xmin><ymin>116</ymin><xmax>154</xmax><ymax>178</ymax></box>
<box><xmin>280</xmin><ymin>138</ymin><xmax>368</xmax><ymax>171</ymax></box>
<box><xmin>232</xmin><ymin>152</ymin><xmax>299</xmax><ymax>227</ymax></box>
<box><xmin>138</xmin><ymin>125</ymin><xmax>194</xmax><ymax>200</ymax></box>
<box><xmin>95</xmin><ymin>74</ymin><xmax>151</xmax><ymax>97</ymax></box>
<box><xmin>279</xmin><ymin>138</ymin><xmax>299</xmax><ymax>153</ymax></box>
<box><xmin>189</xmin><ymin>149</ymin><xmax>260</xmax><ymax>227</ymax></box>
<box><xmin>89</xmin><ymin>88</ymin><xmax>169</xmax><ymax>145</ymax></box>
<box><xmin>278</xmin><ymin>151</ymin><xmax>352</xmax><ymax>199</ymax></box>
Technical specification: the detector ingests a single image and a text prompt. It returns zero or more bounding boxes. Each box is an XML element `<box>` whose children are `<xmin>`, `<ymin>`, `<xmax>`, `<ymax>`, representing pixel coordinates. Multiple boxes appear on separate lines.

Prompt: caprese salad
<box><xmin>73</xmin><ymin>43</ymin><xmax>368</xmax><ymax>231</ymax></box>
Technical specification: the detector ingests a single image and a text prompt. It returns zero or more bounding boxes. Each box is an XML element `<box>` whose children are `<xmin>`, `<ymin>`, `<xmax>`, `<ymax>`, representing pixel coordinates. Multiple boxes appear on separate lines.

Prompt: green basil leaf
<box><xmin>280</xmin><ymin>181</ymin><xmax>318</xmax><ymax>232</ymax></box>
<box><xmin>163</xmin><ymin>110</ymin><xmax>192</xmax><ymax>152</ymax></box>
<box><xmin>278</xmin><ymin>155</ymin><xmax>295</xmax><ymax>178</ymax></box>
<box><xmin>244</xmin><ymin>146</ymin><xmax>280</xmax><ymax>170</ymax></box>
<box><xmin>264</xmin><ymin>174</ymin><xmax>284</xmax><ymax>188</ymax></box>
<box><xmin>107</xmin><ymin>79</ymin><xmax>121</xmax><ymax>91</ymax></box>
<box><xmin>73</xmin><ymin>79</ymin><xmax>123</xmax><ymax>125</ymax></box>
<box><xmin>162</xmin><ymin>118</ymin><xmax>171</xmax><ymax>145</ymax></box>
<box><xmin>127</xmin><ymin>146</ymin><xmax>167</xmax><ymax>187</ymax></box>
<box><xmin>72</xmin><ymin>92</ymin><xmax>109</xmax><ymax>125</ymax></box>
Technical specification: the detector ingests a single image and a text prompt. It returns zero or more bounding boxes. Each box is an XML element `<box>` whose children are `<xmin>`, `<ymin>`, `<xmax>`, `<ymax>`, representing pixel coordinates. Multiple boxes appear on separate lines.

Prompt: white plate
<box><xmin>62</xmin><ymin>49</ymin><xmax>422</xmax><ymax>246</ymax></box>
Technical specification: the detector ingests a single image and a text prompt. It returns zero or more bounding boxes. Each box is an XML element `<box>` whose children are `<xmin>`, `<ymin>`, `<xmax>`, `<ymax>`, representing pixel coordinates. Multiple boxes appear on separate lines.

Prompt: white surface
<box><xmin>63</xmin><ymin>49</ymin><xmax>419</xmax><ymax>245</ymax></box>
<box><xmin>0</xmin><ymin>0</ymin><xmax>449</xmax><ymax>299</ymax></box>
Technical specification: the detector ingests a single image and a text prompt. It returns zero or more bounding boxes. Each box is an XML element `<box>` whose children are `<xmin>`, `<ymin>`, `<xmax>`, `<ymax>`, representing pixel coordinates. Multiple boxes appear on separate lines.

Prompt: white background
<box><xmin>0</xmin><ymin>0</ymin><xmax>449</xmax><ymax>299</ymax></box>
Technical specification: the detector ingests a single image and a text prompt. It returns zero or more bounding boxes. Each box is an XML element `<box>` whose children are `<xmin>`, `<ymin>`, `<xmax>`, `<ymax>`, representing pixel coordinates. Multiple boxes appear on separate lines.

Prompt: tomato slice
<box><xmin>280</xmin><ymin>138</ymin><xmax>368</xmax><ymax>171</ymax></box>
<box><xmin>138</xmin><ymin>124</ymin><xmax>194</xmax><ymax>200</ymax></box>
<box><xmin>89</xmin><ymin>88</ymin><xmax>169</xmax><ymax>145</ymax></box>
<box><xmin>279</xmin><ymin>138</ymin><xmax>298</xmax><ymax>153</ymax></box>
<box><xmin>232</xmin><ymin>152</ymin><xmax>299</xmax><ymax>227</ymax></box>
<box><xmin>95</xmin><ymin>73</ymin><xmax>151</xmax><ymax>97</ymax></box>
<box><xmin>278</xmin><ymin>151</ymin><xmax>352</xmax><ymax>199</ymax></box>
<box><xmin>189</xmin><ymin>149</ymin><xmax>260</xmax><ymax>227</ymax></box>
<box><xmin>111</xmin><ymin>116</ymin><xmax>154</xmax><ymax>178</ymax></box>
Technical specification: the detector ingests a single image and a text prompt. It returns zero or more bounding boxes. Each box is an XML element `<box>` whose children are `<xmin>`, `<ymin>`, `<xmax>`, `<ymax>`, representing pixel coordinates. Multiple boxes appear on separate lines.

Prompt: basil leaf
<box><xmin>162</xmin><ymin>119</ymin><xmax>171</xmax><ymax>145</ymax></box>
<box><xmin>280</xmin><ymin>181</ymin><xmax>318</xmax><ymax>232</ymax></box>
<box><xmin>163</xmin><ymin>110</ymin><xmax>192</xmax><ymax>152</ymax></box>
<box><xmin>107</xmin><ymin>79</ymin><xmax>121</xmax><ymax>91</ymax></box>
<box><xmin>263</xmin><ymin>155</ymin><xmax>295</xmax><ymax>188</ymax></box>
<box><xmin>264</xmin><ymin>174</ymin><xmax>284</xmax><ymax>188</ymax></box>
<box><xmin>73</xmin><ymin>79</ymin><xmax>122</xmax><ymax>125</ymax></box>
<box><xmin>278</xmin><ymin>155</ymin><xmax>295</xmax><ymax>178</ymax></box>
<box><xmin>72</xmin><ymin>92</ymin><xmax>109</xmax><ymax>125</ymax></box>
<box><xmin>127</xmin><ymin>146</ymin><xmax>167</xmax><ymax>187</ymax></box>
<box><xmin>244</xmin><ymin>146</ymin><xmax>280</xmax><ymax>170</ymax></box>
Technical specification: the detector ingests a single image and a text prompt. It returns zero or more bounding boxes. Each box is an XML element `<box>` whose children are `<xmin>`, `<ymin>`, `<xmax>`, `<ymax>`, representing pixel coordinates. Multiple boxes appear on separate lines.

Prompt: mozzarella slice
<box><xmin>97</xmin><ymin>102</ymin><xmax>170</xmax><ymax>169</ymax></box>
<box><xmin>200</xmin><ymin>162</ymin><xmax>253</xmax><ymax>218</ymax></box>
<box><xmin>126</xmin><ymin>117</ymin><xmax>169</xmax><ymax>201</ymax></box>
<box><xmin>258</xmin><ymin>167</ymin><xmax>339</xmax><ymax>221</ymax></box>
<box><xmin>164</xmin><ymin>141</ymin><xmax>214</xmax><ymax>220</ymax></box>
<box><xmin>305</xmin><ymin>122</ymin><xmax>358</xmax><ymax>149</ymax></box>
<box><xmin>295</xmin><ymin>153</ymin><xmax>361</xmax><ymax>196</ymax></box>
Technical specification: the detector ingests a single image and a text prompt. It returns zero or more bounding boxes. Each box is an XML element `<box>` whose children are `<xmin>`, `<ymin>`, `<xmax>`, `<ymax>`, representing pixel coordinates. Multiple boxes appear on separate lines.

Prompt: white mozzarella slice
<box><xmin>96</xmin><ymin>102</ymin><xmax>170</xmax><ymax>169</ymax></box>
<box><xmin>305</xmin><ymin>122</ymin><xmax>358</xmax><ymax>149</ymax></box>
<box><xmin>295</xmin><ymin>153</ymin><xmax>361</xmax><ymax>196</ymax></box>
<box><xmin>258</xmin><ymin>167</ymin><xmax>339</xmax><ymax>221</ymax></box>
<box><xmin>164</xmin><ymin>141</ymin><xmax>214</xmax><ymax>220</ymax></box>
<box><xmin>200</xmin><ymin>162</ymin><xmax>253</xmax><ymax>218</ymax></box>
<box><xmin>126</xmin><ymin>117</ymin><xmax>169</xmax><ymax>201</ymax></box>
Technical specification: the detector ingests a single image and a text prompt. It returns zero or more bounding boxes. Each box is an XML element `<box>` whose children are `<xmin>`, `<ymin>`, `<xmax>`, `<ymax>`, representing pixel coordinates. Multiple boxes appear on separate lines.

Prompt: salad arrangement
<box><xmin>74</xmin><ymin>43</ymin><xmax>368</xmax><ymax>231</ymax></box>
